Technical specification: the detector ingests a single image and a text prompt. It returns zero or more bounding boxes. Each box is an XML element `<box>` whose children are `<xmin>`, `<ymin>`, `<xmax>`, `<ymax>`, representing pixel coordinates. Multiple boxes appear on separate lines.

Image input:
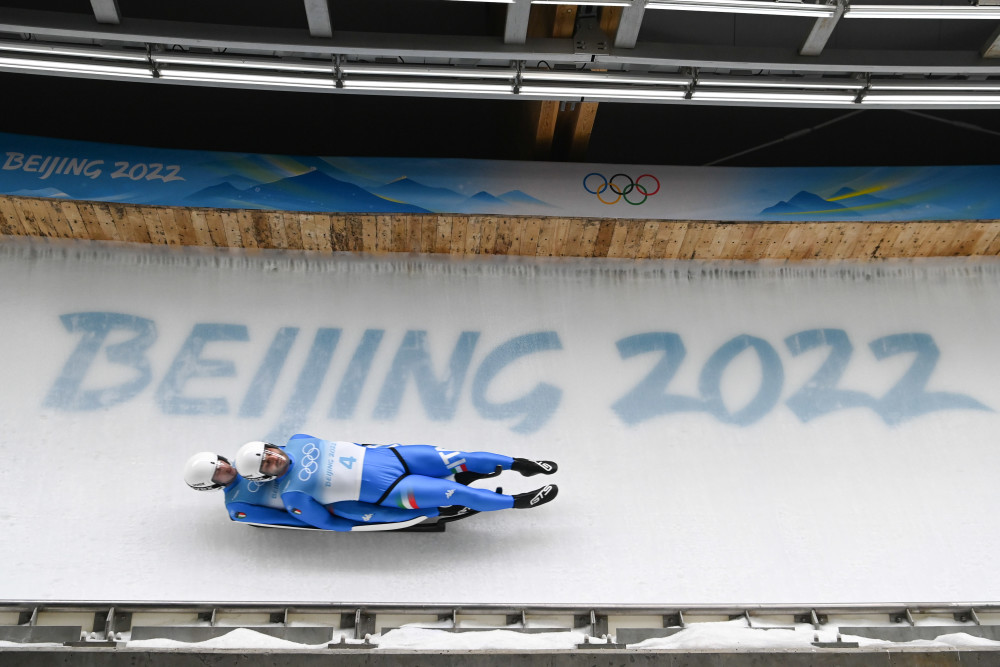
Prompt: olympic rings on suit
<box><xmin>583</xmin><ymin>172</ymin><xmax>661</xmax><ymax>205</ymax></box>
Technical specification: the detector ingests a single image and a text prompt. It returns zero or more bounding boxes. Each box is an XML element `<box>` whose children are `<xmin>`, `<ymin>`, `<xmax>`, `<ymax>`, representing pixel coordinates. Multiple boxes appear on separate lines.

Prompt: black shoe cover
<box><xmin>512</xmin><ymin>484</ymin><xmax>558</xmax><ymax>509</ymax></box>
<box><xmin>454</xmin><ymin>464</ymin><xmax>503</xmax><ymax>486</ymax></box>
<box><xmin>511</xmin><ymin>459</ymin><xmax>558</xmax><ymax>476</ymax></box>
<box><xmin>436</xmin><ymin>506</ymin><xmax>480</xmax><ymax>524</ymax></box>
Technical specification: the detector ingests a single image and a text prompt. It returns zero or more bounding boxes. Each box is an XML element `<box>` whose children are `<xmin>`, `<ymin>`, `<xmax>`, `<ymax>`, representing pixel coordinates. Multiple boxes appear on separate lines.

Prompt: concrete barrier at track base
<box><xmin>4</xmin><ymin>648</ymin><xmax>1000</xmax><ymax>667</ymax></box>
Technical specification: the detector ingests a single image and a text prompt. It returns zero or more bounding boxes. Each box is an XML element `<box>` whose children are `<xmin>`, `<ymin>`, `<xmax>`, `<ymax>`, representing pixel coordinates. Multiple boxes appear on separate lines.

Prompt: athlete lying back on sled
<box><xmin>184</xmin><ymin>436</ymin><xmax>558</xmax><ymax>532</ymax></box>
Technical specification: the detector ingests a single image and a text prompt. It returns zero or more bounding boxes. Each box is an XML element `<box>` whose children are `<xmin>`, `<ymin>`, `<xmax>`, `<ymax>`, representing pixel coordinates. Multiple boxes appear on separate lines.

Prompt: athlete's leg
<box><xmin>394</xmin><ymin>444</ymin><xmax>513</xmax><ymax>478</ymax></box>
<box><xmin>331</xmin><ymin>500</ymin><xmax>436</xmax><ymax>523</ymax></box>
<box><xmin>385</xmin><ymin>474</ymin><xmax>515</xmax><ymax>512</ymax></box>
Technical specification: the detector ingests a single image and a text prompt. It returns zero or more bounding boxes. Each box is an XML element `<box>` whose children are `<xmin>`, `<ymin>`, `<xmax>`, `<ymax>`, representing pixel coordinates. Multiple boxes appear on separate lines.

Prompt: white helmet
<box><xmin>236</xmin><ymin>441</ymin><xmax>277</xmax><ymax>481</ymax></box>
<box><xmin>184</xmin><ymin>452</ymin><xmax>231</xmax><ymax>491</ymax></box>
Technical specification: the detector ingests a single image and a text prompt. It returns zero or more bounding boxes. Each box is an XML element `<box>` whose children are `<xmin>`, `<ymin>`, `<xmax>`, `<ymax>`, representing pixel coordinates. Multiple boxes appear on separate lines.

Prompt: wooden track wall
<box><xmin>2</xmin><ymin>196</ymin><xmax>1000</xmax><ymax>260</ymax></box>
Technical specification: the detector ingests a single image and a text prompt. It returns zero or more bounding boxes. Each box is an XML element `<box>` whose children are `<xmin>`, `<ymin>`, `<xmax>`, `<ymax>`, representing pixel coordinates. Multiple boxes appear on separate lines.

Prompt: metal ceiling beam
<box><xmin>983</xmin><ymin>24</ymin><xmax>1000</xmax><ymax>58</ymax></box>
<box><xmin>800</xmin><ymin>0</ymin><xmax>845</xmax><ymax>57</ymax></box>
<box><xmin>614</xmin><ymin>0</ymin><xmax>647</xmax><ymax>49</ymax></box>
<box><xmin>505</xmin><ymin>0</ymin><xmax>533</xmax><ymax>44</ymax></box>
<box><xmin>5</xmin><ymin>8</ymin><xmax>1000</xmax><ymax>75</ymax></box>
<box><xmin>303</xmin><ymin>0</ymin><xmax>333</xmax><ymax>38</ymax></box>
<box><xmin>89</xmin><ymin>0</ymin><xmax>120</xmax><ymax>25</ymax></box>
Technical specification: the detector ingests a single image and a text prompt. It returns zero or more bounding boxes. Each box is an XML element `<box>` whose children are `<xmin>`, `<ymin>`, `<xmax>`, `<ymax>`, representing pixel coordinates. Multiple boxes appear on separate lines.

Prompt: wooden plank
<box><xmin>888</xmin><ymin>221</ymin><xmax>920</xmax><ymax>258</ymax></box>
<box><xmin>417</xmin><ymin>215</ymin><xmax>434</xmax><ymax>253</ymax></box>
<box><xmin>553</xmin><ymin>218</ymin><xmax>572</xmax><ymax>256</ymax></box>
<box><xmin>634</xmin><ymin>221</ymin><xmax>660</xmax><ymax>259</ymax></box>
<box><xmin>450</xmin><ymin>215</ymin><xmax>468</xmax><ymax>255</ymax></box>
<box><xmin>560</xmin><ymin>218</ymin><xmax>584</xmax><ymax>257</ymax></box>
<box><xmin>89</xmin><ymin>203</ymin><xmax>122</xmax><ymax>242</ymax></box>
<box><xmin>24</xmin><ymin>199</ymin><xmax>61</xmax><ymax>238</ymax></box>
<box><xmin>58</xmin><ymin>201</ymin><xmax>88</xmax><ymax>240</ymax></box>
<box><xmin>966</xmin><ymin>222</ymin><xmax>1000</xmax><ymax>256</ymax></box>
<box><xmin>374</xmin><ymin>215</ymin><xmax>391</xmax><ymax>253</ymax></box>
<box><xmin>187</xmin><ymin>209</ymin><xmax>214</xmax><ymax>247</ymax></box>
<box><xmin>761</xmin><ymin>223</ymin><xmax>794</xmax><ymax>260</ymax></box>
<box><xmin>508</xmin><ymin>218</ymin><xmax>526</xmax><ymax>256</ymax></box>
<box><xmin>465</xmin><ymin>216</ymin><xmax>483</xmax><ymax>254</ymax></box>
<box><xmin>433</xmin><ymin>216</ymin><xmax>452</xmax><ymax>254</ymax></box>
<box><xmin>911</xmin><ymin>222</ymin><xmax>944</xmax><ymax>257</ymax></box>
<box><xmin>137</xmin><ymin>206</ymin><xmax>166</xmax><ymax>245</ymax></box>
<box><xmin>575</xmin><ymin>219</ymin><xmax>600</xmax><ymax>257</ymax></box>
<box><xmin>493</xmin><ymin>218</ymin><xmax>513</xmax><ymax>255</ymax></box>
<box><xmin>405</xmin><ymin>215</ymin><xmax>424</xmax><ymax>253</ymax></box>
<box><xmin>982</xmin><ymin>223</ymin><xmax>1000</xmax><ymax>255</ymax></box>
<box><xmin>591</xmin><ymin>219</ymin><xmax>616</xmax><ymax>257</ymax></box>
<box><xmin>11</xmin><ymin>198</ymin><xmax>40</xmax><ymax>236</ymax></box>
<box><xmin>787</xmin><ymin>224</ymin><xmax>818</xmax><ymax>261</ymax></box>
<box><xmin>116</xmin><ymin>205</ymin><xmax>147</xmax><ymax>244</ymax></box>
<box><xmin>75</xmin><ymin>202</ymin><xmax>110</xmax><ymax>241</ymax></box>
<box><xmin>219</xmin><ymin>211</ymin><xmax>243</xmax><ymax>248</ymax></box>
<box><xmin>732</xmin><ymin>224</ymin><xmax>760</xmax><ymax>260</ymax></box>
<box><xmin>829</xmin><ymin>222</ymin><xmax>867</xmax><ymax>259</ymax></box>
<box><xmin>329</xmin><ymin>215</ymin><xmax>347</xmax><ymax>251</ymax></box>
<box><xmin>0</xmin><ymin>197</ymin><xmax>27</xmax><ymax>235</ymax></box>
<box><xmin>390</xmin><ymin>215</ymin><xmax>407</xmax><ymax>253</ymax></box>
<box><xmin>480</xmin><ymin>217</ymin><xmax>499</xmax><ymax>254</ymax></box>
<box><xmin>675</xmin><ymin>223</ymin><xmax>705</xmax><ymax>260</ymax></box>
<box><xmin>282</xmin><ymin>212</ymin><xmax>303</xmax><ymax>250</ymax></box>
<box><xmin>171</xmin><ymin>208</ymin><xmax>200</xmax><ymax>246</ymax></box>
<box><xmin>518</xmin><ymin>217</ymin><xmax>541</xmax><ymax>256</ymax></box>
<box><xmin>605</xmin><ymin>220</ymin><xmax>631</xmax><ymax>258</ymax></box>
<box><xmin>342</xmin><ymin>215</ymin><xmax>361</xmax><ymax>252</ymax></box>
<box><xmin>302</xmin><ymin>214</ymin><xmax>334</xmax><ymax>252</ymax></box>
<box><xmin>534</xmin><ymin>217</ymin><xmax>556</xmax><ymax>257</ymax></box>
<box><xmin>41</xmin><ymin>199</ymin><xmax>75</xmax><ymax>238</ymax></box>
<box><xmin>871</xmin><ymin>222</ymin><xmax>904</xmax><ymax>258</ymax></box>
<box><xmin>250</xmin><ymin>210</ymin><xmax>273</xmax><ymax>249</ymax></box>
<box><xmin>203</xmin><ymin>209</ymin><xmax>229</xmax><ymax>247</ymax></box>
<box><xmin>236</xmin><ymin>210</ymin><xmax>259</xmax><ymax>249</ymax></box>
<box><xmin>266</xmin><ymin>211</ymin><xmax>288</xmax><ymax>249</ymax></box>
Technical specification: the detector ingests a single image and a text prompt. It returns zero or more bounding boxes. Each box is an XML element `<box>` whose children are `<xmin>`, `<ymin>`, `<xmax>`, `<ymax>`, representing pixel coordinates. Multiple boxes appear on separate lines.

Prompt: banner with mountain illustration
<box><xmin>2</xmin><ymin>131</ymin><xmax>1000</xmax><ymax>221</ymax></box>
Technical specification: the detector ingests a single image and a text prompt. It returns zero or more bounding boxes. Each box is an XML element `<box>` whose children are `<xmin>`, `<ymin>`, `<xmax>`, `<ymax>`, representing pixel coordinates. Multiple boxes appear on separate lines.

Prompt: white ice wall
<box><xmin>2</xmin><ymin>240</ymin><xmax>999</xmax><ymax>605</ymax></box>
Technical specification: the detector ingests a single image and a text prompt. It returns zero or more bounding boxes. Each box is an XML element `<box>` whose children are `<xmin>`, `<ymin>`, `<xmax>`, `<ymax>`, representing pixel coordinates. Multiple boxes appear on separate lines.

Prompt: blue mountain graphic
<box><xmin>498</xmin><ymin>190</ymin><xmax>552</xmax><ymax>207</ymax></box>
<box><xmin>760</xmin><ymin>190</ymin><xmax>858</xmax><ymax>218</ymax></box>
<box><xmin>184</xmin><ymin>169</ymin><xmax>429</xmax><ymax>213</ymax></box>
<box><xmin>373</xmin><ymin>177</ymin><xmax>467</xmax><ymax>211</ymax></box>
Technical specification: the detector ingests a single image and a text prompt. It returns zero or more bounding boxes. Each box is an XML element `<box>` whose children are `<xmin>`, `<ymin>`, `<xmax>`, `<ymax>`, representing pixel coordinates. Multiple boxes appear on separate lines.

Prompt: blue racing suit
<box><xmin>272</xmin><ymin>434</ymin><xmax>518</xmax><ymax>531</ymax></box>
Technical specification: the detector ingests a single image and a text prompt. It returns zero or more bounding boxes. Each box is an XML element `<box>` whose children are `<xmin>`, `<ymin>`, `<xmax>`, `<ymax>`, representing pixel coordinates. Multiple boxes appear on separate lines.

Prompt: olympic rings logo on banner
<box><xmin>298</xmin><ymin>443</ymin><xmax>321</xmax><ymax>481</ymax></box>
<box><xmin>583</xmin><ymin>172</ymin><xmax>661</xmax><ymax>205</ymax></box>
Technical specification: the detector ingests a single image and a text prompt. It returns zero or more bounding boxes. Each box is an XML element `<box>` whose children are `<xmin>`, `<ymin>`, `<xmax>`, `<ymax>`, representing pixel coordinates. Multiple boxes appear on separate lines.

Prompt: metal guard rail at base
<box><xmin>2</xmin><ymin>601</ymin><xmax>1000</xmax><ymax>649</ymax></box>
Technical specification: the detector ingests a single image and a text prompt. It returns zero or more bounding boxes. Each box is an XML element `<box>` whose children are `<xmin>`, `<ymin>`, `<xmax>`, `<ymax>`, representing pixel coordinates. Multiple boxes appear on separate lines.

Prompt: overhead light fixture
<box><xmin>158</xmin><ymin>68</ymin><xmax>334</xmax><ymax>89</ymax></box>
<box><xmin>846</xmin><ymin>4</ymin><xmax>1000</xmax><ymax>18</ymax></box>
<box><xmin>153</xmin><ymin>53</ymin><xmax>333</xmax><ymax>73</ymax></box>
<box><xmin>647</xmin><ymin>0</ymin><xmax>836</xmax><ymax>17</ymax></box>
<box><xmin>697</xmin><ymin>75</ymin><xmax>864</xmax><ymax>90</ymax></box>
<box><xmin>0</xmin><ymin>55</ymin><xmax>152</xmax><ymax>78</ymax></box>
<box><xmin>861</xmin><ymin>93</ymin><xmax>1000</xmax><ymax>105</ymax></box>
<box><xmin>519</xmin><ymin>84</ymin><xmax>687</xmax><ymax>100</ymax></box>
<box><xmin>532</xmin><ymin>1</ymin><xmax>633</xmax><ymax>5</ymax></box>
<box><xmin>522</xmin><ymin>70</ymin><xmax>690</xmax><ymax>86</ymax></box>
<box><xmin>341</xmin><ymin>64</ymin><xmax>515</xmax><ymax>79</ymax></box>
<box><xmin>868</xmin><ymin>80</ymin><xmax>1000</xmax><ymax>91</ymax></box>
<box><xmin>0</xmin><ymin>40</ymin><xmax>148</xmax><ymax>62</ymax></box>
<box><xmin>345</xmin><ymin>79</ymin><xmax>513</xmax><ymax>94</ymax></box>
<box><xmin>692</xmin><ymin>89</ymin><xmax>856</xmax><ymax>103</ymax></box>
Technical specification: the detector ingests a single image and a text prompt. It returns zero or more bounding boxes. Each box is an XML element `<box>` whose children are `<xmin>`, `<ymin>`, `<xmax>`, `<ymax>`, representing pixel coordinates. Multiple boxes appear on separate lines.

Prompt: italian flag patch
<box><xmin>397</xmin><ymin>490</ymin><xmax>419</xmax><ymax>510</ymax></box>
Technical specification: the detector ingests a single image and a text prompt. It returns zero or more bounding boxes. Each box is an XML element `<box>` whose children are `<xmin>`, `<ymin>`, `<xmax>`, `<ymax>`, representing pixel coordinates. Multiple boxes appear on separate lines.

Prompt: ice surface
<box><xmin>2</xmin><ymin>240</ymin><xmax>1000</xmax><ymax>605</ymax></box>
